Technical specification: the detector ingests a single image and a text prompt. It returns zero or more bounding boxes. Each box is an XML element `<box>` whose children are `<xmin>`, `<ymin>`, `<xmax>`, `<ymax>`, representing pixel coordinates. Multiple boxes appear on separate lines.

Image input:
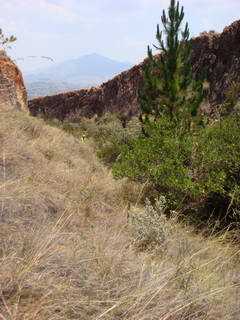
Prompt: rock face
<box><xmin>0</xmin><ymin>50</ymin><xmax>28</xmax><ymax>112</ymax></box>
<box><xmin>29</xmin><ymin>20</ymin><xmax>240</xmax><ymax>121</ymax></box>
<box><xmin>191</xmin><ymin>20</ymin><xmax>240</xmax><ymax>111</ymax></box>
<box><xmin>28</xmin><ymin>64</ymin><xmax>142</xmax><ymax>121</ymax></box>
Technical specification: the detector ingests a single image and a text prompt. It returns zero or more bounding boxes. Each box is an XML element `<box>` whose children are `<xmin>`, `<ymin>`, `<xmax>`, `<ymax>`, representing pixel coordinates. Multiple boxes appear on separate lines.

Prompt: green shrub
<box><xmin>114</xmin><ymin>114</ymin><xmax>240</xmax><ymax>227</ymax></box>
<box><xmin>193</xmin><ymin>115</ymin><xmax>240</xmax><ymax>223</ymax></box>
<box><xmin>113</xmin><ymin>115</ymin><xmax>196</xmax><ymax>208</ymax></box>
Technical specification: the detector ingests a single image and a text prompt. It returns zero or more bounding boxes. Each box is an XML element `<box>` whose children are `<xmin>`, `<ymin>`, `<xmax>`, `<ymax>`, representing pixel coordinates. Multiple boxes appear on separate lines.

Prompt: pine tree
<box><xmin>139</xmin><ymin>0</ymin><xmax>203</xmax><ymax>130</ymax></box>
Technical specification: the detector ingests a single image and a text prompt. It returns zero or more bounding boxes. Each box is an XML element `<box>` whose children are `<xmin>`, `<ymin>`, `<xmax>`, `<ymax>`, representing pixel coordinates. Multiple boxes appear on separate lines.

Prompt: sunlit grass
<box><xmin>0</xmin><ymin>110</ymin><xmax>240</xmax><ymax>319</ymax></box>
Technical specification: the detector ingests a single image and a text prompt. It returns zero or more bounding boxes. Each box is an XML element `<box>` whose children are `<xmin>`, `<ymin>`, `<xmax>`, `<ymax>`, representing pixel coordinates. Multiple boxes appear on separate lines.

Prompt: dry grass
<box><xmin>0</xmin><ymin>110</ymin><xmax>240</xmax><ymax>319</ymax></box>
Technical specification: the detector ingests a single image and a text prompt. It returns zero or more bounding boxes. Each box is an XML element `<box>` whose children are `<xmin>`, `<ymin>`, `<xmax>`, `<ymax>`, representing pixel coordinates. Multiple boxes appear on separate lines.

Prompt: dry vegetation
<box><xmin>0</xmin><ymin>110</ymin><xmax>240</xmax><ymax>319</ymax></box>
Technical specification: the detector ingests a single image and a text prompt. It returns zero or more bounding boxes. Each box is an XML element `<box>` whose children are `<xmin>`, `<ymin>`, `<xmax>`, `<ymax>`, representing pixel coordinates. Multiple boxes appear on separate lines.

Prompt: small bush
<box><xmin>129</xmin><ymin>197</ymin><xmax>174</xmax><ymax>251</ymax></box>
<box><xmin>114</xmin><ymin>113</ymin><xmax>240</xmax><ymax>227</ymax></box>
<box><xmin>193</xmin><ymin>115</ymin><xmax>240</xmax><ymax>224</ymax></box>
<box><xmin>113</xmin><ymin>116</ymin><xmax>195</xmax><ymax>209</ymax></box>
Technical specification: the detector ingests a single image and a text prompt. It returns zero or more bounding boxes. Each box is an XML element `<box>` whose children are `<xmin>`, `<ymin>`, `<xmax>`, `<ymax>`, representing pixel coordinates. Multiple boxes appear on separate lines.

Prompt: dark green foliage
<box><xmin>193</xmin><ymin>116</ymin><xmax>240</xmax><ymax>223</ymax></box>
<box><xmin>113</xmin><ymin>0</ymin><xmax>240</xmax><ymax>227</ymax></box>
<box><xmin>114</xmin><ymin>0</ymin><xmax>208</xmax><ymax>220</ymax></box>
<box><xmin>139</xmin><ymin>0</ymin><xmax>203</xmax><ymax>129</ymax></box>
<box><xmin>113</xmin><ymin>116</ymin><xmax>195</xmax><ymax>207</ymax></box>
<box><xmin>114</xmin><ymin>114</ymin><xmax>240</xmax><ymax>226</ymax></box>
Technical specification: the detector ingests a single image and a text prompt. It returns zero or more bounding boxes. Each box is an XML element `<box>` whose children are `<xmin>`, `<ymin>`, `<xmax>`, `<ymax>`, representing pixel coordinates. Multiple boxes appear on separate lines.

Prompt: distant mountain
<box><xmin>25</xmin><ymin>53</ymin><xmax>132</xmax><ymax>99</ymax></box>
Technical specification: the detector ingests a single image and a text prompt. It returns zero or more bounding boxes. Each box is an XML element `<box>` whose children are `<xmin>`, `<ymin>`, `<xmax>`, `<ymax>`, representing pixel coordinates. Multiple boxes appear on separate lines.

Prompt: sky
<box><xmin>1</xmin><ymin>0</ymin><xmax>240</xmax><ymax>72</ymax></box>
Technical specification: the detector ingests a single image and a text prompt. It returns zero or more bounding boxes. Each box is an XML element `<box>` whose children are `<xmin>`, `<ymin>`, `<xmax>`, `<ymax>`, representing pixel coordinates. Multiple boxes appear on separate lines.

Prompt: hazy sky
<box><xmin>1</xmin><ymin>0</ymin><xmax>240</xmax><ymax>71</ymax></box>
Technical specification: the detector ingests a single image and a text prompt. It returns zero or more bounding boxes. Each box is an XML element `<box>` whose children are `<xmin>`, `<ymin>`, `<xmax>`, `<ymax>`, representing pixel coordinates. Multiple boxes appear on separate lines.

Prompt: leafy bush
<box><xmin>114</xmin><ymin>114</ymin><xmax>240</xmax><ymax>226</ymax></box>
<box><xmin>49</xmin><ymin>108</ymin><xmax>240</xmax><ymax>226</ymax></box>
<box><xmin>113</xmin><ymin>115</ymin><xmax>195</xmax><ymax>208</ymax></box>
<box><xmin>193</xmin><ymin>115</ymin><xmax>240</xmax><ymax>224</ymax></box>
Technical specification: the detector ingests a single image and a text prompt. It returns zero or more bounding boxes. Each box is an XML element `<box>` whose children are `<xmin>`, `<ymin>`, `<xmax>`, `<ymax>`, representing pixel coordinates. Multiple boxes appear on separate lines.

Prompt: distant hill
<box><xmin>25</xmin><ymin>53</ymin><xmax>132</xmax><ymax>98</ymax></box>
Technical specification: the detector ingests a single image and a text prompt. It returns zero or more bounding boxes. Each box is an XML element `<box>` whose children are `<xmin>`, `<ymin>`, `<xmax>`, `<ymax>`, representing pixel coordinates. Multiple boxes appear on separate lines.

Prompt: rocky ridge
<box><xmin>28</xmin><ymin>20</ymin><xmax>240</xmax><ymax>121</ymax></box>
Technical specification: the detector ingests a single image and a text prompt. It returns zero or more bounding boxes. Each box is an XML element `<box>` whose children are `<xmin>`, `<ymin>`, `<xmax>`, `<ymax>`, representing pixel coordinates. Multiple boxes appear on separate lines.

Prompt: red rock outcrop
<box><xmin>0</xmin><ymin>50</ymin><xmax>28</xmax><ymax>112</ymax></box>
<box><xmin>29</xmin><ymin>20</ymin><xmax>240</xmax><ymax>121</ymax></box>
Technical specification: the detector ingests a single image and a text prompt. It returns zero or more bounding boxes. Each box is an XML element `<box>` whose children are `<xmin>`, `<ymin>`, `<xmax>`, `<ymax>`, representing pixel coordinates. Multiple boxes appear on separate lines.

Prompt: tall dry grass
<box><xmin>0</xmin><ymin>110</ymin><xmax>240</xmax><ymax>319</ymax></box>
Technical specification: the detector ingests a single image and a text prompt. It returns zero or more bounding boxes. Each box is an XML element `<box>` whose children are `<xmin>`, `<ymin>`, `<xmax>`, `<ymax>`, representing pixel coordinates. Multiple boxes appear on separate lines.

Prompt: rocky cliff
<box><xmin>0</xmin><ymin>50</ymin><xmax>27</xmax><ymax>112</ymax></box>
<box><xmin>29</xmin><ymin>20</ymin><xmax>240</xmax><ymax>121</ymax></box>
<box><xmin>28</xmin><ymin>63</ymin><xmax>141</xmax><ymax>121</ymax></box>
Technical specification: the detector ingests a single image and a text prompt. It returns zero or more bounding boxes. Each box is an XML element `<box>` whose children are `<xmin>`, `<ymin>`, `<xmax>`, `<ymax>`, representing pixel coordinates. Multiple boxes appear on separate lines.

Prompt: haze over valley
<box><xmin>22</xmin><ymin>53</ymin><xmax>132</xmax><ymax>98</ymax></box>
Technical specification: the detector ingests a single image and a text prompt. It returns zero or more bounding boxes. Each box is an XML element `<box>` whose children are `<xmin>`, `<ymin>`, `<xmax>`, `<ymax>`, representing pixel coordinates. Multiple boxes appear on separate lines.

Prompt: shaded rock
<box><xmin>0</xmin><ymin>50</ymin><xmax>28</xmax><ymax>112</ymax></box>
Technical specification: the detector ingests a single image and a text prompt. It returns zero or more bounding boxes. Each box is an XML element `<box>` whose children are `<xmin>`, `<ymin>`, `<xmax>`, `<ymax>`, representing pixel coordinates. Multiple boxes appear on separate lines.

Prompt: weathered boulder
<box><xmin>29</xmin><ymin>19</ymin><xmax>240</xmax><ymax>121</ymax></box>
<box><xmin>0</xmin><ymin>50</ymin><xmax>28</xmax><ymax>112</ymax></box>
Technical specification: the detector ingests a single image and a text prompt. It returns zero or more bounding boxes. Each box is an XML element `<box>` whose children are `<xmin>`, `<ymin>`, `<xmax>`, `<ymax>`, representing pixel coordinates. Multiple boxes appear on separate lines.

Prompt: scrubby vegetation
<box><xmin>1</xmin><ymin>109</ymin><xmax>240</xmax><ymax>319</ymax></box>
<box><xmin>2</xmin><ymin>1</ymin><xmax>240</xmax><ymax>319</ymax></box>
<box><xmin>44</xmin><ymin>1</ymin><xmax>240</xmax><ymax>230</ymax></box>
<box><xmin>109</xmin><ymin>0</ymin><xmax>240</xmax><ymax>228</ymax></box>
<box><xmin>48</xmin><ymin>113</ymin><xmax>142</xmax><ymax>166</ymax></box>
<box><xmin>113</xmin><ymin>113</ymin><xmax>240</xmax><ymax>227</ymax></box>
